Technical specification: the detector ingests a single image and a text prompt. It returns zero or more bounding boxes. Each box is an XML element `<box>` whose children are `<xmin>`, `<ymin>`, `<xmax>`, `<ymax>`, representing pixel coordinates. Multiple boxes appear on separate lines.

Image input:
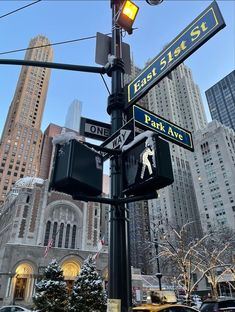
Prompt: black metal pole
<box><xmin>108</xmin><ymin>0</ymin><xmax>132</xmax><ymax>311</ymax></box>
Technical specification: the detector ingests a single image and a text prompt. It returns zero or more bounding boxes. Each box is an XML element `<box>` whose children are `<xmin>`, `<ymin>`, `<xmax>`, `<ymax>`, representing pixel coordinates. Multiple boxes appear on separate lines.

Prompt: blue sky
<box><xmin>0</xmin><ymin>0</ymin><xmax>234</xmax><ymax>136</ymax></box>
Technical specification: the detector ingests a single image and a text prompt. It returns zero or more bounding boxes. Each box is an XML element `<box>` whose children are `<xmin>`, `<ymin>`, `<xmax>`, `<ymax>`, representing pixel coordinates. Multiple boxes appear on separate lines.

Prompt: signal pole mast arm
<box><xmin>0</xmin><ymin>58</ymin><xmax>107</xmax><ymax>74</ymax></box>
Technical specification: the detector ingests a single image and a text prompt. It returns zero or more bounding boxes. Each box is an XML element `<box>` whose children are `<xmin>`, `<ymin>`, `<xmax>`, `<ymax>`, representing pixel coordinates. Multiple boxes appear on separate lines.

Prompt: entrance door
<box><xmin>66</xmin><ymin>280</ymin><xmax>74</xmax><ymax>295</ymax></box>
<box><xmin>14</xmin><ymin>278</ymin><xmax>27</xmax><ymax>300</ymax></box>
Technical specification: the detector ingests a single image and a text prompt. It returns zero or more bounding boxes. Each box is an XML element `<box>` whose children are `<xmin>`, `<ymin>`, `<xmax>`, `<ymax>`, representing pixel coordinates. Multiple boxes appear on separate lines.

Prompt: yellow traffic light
<box><xmin>116</xmin><ymin>0</ymin><xmax>139</xmax><ymax>34</ymax></box>
<box><xmin>122</xmin><ymin>0</ymin><xmax>138</xmax><ymax>20</ymax></box>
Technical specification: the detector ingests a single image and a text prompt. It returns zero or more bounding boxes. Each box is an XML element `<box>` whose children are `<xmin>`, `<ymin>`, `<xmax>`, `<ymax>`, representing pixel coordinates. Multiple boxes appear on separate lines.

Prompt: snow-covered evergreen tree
<box><xmin>69</xmin><ymin>255</ymin><xmax>107</xmax><ymax>312</ymax></box>
<box><xmin>33</xmin><ymin>259</ymin><xmax>68</xmax><ymax>312</ymax></box>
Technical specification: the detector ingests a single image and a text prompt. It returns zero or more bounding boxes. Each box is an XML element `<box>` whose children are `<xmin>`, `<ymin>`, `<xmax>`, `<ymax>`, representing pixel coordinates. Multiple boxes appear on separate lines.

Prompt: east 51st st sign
<box><xmin>126</xmin><ymin>1</ymin><xmax>225</xmax><ymax>106</ymax></box>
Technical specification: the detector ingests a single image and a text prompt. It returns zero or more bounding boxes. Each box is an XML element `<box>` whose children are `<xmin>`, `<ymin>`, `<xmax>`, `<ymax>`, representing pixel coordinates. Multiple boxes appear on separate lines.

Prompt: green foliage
<box><xmin>69</xmin><ymin>255</ymin><xmax>107</xmax><ymax>312</ymax></box>
<box><xmin>33</xmin><ymin>259</ymin><xmax>68</xmax><ymax>312</ymax></box>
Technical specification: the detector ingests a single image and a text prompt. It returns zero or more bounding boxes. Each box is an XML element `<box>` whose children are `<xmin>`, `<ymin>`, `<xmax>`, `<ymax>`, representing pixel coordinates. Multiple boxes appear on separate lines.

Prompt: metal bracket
<box><xmin>105</xmin><ymin>57</ymin><xmax>125</xmax><ymax>77</ymax></box>
<box><xmin>107</xmin><ymin>91</ymin><xmax>125</xmax><ymax>115</ymax></box>
<box><xmin>79</xmin><ymin>140</ymin><xmax>121</xmax><ymax>156</ymax></box>
<box><xmin>72</xmin><ymin>191</ymin><xmax>158</xmax><ymax>204</ymax></box>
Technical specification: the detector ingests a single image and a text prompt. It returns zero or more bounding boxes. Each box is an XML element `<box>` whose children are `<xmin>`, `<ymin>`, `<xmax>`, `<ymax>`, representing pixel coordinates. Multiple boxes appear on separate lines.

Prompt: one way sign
<box><xmin>80</xmin><ymin>117</ymin><xmax>111</xmax><ymax>141</ymax></box>
<box><xmin>101</xmin><ymin>120</ymin><xmax>134</xmax><ymax>158</ymax></box>
<box><xmin>104</xmin><ymin>129</ymin><xmax>132</xmax><ymax>149</ymax></box>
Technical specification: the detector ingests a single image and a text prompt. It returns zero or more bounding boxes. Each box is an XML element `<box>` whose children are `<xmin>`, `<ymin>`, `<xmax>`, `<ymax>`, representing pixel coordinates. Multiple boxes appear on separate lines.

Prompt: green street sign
<box><xmin>133</xmin><ymin>105</ymin><xmax>194</xmax><ymax>151</ymax></box>
<box><xmin>126</xmin><ymin>1</ymin><xmax>225</xmax><ymax>106</ymax></box>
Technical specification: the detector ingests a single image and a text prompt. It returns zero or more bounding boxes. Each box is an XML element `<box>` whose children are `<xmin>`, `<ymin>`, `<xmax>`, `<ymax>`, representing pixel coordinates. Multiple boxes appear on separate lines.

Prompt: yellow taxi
<box><xmin>132</xmin><ymin>291</ymin><xmax>199</xmax><ymax>312</ymax></box>
<box><xmin>132</xmin><ymin>303</ymin><xmax>199</xmax><ymax>312</ymax></box>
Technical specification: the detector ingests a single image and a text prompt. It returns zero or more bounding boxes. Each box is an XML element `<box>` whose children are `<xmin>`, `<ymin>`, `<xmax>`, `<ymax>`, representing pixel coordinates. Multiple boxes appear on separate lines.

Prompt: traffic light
<box><xmin>116</xmin><ymin>0</ymin><xmax>139</xmax><ymax>34</ymax></box>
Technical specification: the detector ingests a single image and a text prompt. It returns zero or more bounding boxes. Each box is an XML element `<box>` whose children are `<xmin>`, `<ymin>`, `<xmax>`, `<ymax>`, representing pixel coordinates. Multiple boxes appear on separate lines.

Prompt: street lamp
<box><xmin>116</xmin><ymin>0</ymin><xmax>139</xmax><ymax>34</ymax></box>
<box><xmin>146</xmin><ymin>0</ymin><xmax>164</xmax><ymax>5</ymax></box>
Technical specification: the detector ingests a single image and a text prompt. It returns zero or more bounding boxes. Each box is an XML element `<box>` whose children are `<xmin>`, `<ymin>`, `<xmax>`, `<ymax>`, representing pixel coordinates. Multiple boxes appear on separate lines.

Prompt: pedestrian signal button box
<box><xmin>122</xmin><ymin>134</ymin><xmax>174</xmax><ymax>196</ymax></box>
<box><xmin>50</xmin><ymin>139</ymin><xmax>103</xmax><ymax>197</ymax></box>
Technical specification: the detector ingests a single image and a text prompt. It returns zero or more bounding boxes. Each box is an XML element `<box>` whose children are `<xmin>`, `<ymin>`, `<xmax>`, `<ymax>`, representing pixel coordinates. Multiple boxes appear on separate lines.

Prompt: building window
<box><xmin>23</xmin><ymin>206</ymin><xmax>28</xmax><ymax>218</ymax></box>
<box><xmin>52</xmin><ymin>222</ymin><xmax>58</xmax><ymax>247</ymax></box>
<box><xmin>58</xmin><ymin>223</ymin><xmax>64</xmax><ymax>248</ymax></box>
<box><xmin>71</xmin><ymin>225</ymin><xmax>76</xmax><ymax>249</ymax></box>
<box><xmin>65</xmin><ymin>224</ymin><xmax>70</xmax><ymax>248</ymax></box>
<box><xmin>44</xmin><ymin>221</ymin><xmax>51</xmax><ymax>246</ymax></box>
<box><xmin>19</xmin><ymin>219</ymin><xmax>26</xmax><ymax>238</ymax></box>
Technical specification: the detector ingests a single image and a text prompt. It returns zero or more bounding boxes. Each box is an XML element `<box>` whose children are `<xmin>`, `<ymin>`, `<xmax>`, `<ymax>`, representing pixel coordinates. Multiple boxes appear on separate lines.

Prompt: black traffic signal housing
<box><xmin>122</xmin><ymin>133</ymin><xmax>174</xmax><ymax>196</ymax></box>
<box><xmin>50</xmin><ymin>139</ymin><xmax>103</xmax><ymax>197</ymax></box>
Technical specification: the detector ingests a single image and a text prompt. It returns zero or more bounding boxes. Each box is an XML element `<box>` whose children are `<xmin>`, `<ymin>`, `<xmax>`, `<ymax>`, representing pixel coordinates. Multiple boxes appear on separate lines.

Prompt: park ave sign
<box><xmin>133</xmin><ymin>105</ymin><xmax>194</xmax><ymax>151</ymax></box>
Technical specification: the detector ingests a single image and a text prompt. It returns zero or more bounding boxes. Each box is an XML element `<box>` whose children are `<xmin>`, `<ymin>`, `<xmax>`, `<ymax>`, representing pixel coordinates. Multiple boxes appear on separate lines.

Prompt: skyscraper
<box><xmin>125</xmin><ymin>62</ymin><xmax>207</xmax><ymax>273</ymax></box>
<box><xmin>64</xmin><ymin>99</ymin><xmax>82</xmax><ymax>132</ymax></box>
<box><xmin>206</xmin><ymin>70</ymin><xmax>235</xmax><ymax>131</ymax></box>
<box><xmin>190</xmin><ymin>120</ymin><xmax>235</xmax><ymax>232</ymax></box>
<box><xmin>0</xmin><ymin>35</ymin><xmax>53</xmax><ymax>205</ymax></box>
<box><xmin>147</xmin><ymin>63</ymin><xmax>207</xmax><ymax>236</ymax></box>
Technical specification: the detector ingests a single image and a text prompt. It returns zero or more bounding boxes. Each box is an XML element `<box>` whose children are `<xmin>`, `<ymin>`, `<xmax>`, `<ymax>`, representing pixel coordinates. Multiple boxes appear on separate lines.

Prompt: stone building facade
<box><xmin>0</xmin><ymin>177</ymin><xmax>108</xmax><ymax>308</ymax></box>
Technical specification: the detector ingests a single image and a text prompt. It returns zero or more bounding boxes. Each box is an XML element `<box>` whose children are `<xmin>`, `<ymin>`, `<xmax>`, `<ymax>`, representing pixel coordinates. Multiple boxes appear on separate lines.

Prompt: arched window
<box><xmin>58</xmin><ymin>223</ymin><xmax>64</xmax><ymax>248</ymax></box>
<box><xmin>65</xmin><ymin>224</ymin><xmax>70</xmax><ymax>248</ymax></box>
<box><xmin>71</xmin><ymin>225</ymin><xmax>76</xmax><ymax>249</ymax></box>
<box><xmin>44</xmin><ymin>221</ymin><xmax>51</xmax><ymax>246</ymax></box>
<box><xmin>52</xmin><ymin>222</ymin><xmax>58</xmax><ymax>247</ymax></box>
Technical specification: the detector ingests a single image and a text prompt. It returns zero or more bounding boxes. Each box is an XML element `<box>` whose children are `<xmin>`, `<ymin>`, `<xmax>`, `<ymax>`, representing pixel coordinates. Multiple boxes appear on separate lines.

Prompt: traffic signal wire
<box><xmin>0</xmin><ymin>33</ymin><xmax>112</xmax><ymax>56</ymax></box>
<box><xmin>0</xmin><ymin>0</ymin><xmax>42</xmax><ymax>20</ymax></box>
<box><xmin>100</xmin><ymin>74</ymin><xmax>111</xmax><ymax>95</ymax></box>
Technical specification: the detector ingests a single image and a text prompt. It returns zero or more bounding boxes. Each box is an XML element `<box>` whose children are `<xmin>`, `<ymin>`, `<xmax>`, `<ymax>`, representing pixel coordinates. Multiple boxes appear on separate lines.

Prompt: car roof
<box><xmin>0</xmin><ymin>306</ymin><xmax>26</xmax><ymax>308</ymax></box>
<box><xmin>133</xmin><ymin>303</ymin><xmax>199</xmax><ymax>311</ymax></box>
<box><xmin>203</xmin><ymin>299</ymin><xmax>235</xmax><ymax>303</ymax></box>
<box><xmin>0</xmin><ymin>306</ymin><xmax>30</xmax><ymax>311</ymax></box>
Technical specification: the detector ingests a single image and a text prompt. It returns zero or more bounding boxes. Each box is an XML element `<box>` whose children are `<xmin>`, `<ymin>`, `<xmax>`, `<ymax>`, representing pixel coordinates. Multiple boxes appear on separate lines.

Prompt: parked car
<box><xmin>177</xmin><ymin>295</ymin><xmax>202</xmax><ymax>309</ymax></box>
<box><xmin>0</xmin><ymin>306</ymin><xmax>32</xmax><ymax>312</ymax></box>
<box><xmin>132</xmin><ymin>303</ymin><xmax>200</xmax><ymax>311</ymax></box>
<box><xmin>191</xmin><ymin>295</ymin><xmax>202</xmax><ymax>309</ymax></box>
<box><xmin>200</xmin><ymin>298</ymin><xmax>235</xmax><ymax>312</ymax></box>
<box><xmin>133</xmin><ymin>290</ymin><xmax>200</xmax><ymax>312</ymax></box>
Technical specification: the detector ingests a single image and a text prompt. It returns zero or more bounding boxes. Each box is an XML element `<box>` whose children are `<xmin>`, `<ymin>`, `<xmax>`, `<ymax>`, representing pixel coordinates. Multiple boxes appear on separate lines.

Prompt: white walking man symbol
<box><xmin>140</xmin><ymin>137</ymin><xmax>156</xmax><ymax>179</ymax></box>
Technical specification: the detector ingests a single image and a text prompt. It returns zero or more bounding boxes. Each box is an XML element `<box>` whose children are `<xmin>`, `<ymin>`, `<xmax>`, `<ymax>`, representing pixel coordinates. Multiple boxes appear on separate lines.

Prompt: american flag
<box><xmin>93</xmin><ymin>237</ymin><xmax>105</xmax><ymax>260</ymax></box>
<box><xmin>44</xmin><ymin>238</ymin><xmax>54</xmax><ymax>258</ymax></box>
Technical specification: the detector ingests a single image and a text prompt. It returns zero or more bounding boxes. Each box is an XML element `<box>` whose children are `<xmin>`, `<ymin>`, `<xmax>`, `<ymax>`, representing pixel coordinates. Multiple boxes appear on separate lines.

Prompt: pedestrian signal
<box><xmin>50</xmin><ymin>139</ymin><xmax>103</xmax><ymax>197</ymax></box>
<box><xmin>122</xmin><ymin>133</ymin><xmax>174</xmax><ymax>196</ymax></box>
